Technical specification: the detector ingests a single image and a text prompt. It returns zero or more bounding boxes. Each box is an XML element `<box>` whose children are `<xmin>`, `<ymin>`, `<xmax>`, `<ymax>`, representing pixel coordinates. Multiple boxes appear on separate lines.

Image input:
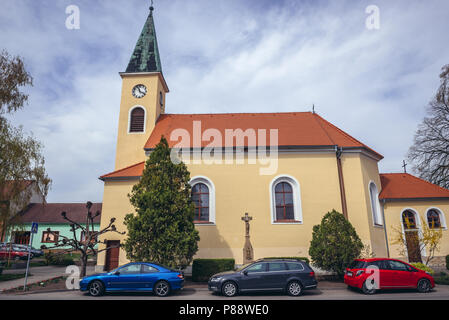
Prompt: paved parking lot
<box><xmin>1</xmin><ymin>282</ymin><xmax>448</xmax><ymax>300</ymax></box>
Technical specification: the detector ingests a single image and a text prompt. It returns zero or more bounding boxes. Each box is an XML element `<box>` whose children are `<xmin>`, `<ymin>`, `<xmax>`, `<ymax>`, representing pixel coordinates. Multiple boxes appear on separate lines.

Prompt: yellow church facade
<box><xmin>96</xmin><ymin>7</ymin><xmax>449</xmax><ymax>271</ymax></box>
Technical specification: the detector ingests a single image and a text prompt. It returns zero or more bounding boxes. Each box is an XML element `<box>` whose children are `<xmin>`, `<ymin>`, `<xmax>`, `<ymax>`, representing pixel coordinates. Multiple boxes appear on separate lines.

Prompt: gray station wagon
<box><xmin>208</xmin><ymin>258</ymin><xmax>318</xmax><ymax>297</ymax></box>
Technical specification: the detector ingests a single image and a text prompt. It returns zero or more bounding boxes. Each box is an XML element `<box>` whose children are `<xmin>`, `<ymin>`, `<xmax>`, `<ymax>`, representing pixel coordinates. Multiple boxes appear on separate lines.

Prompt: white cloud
<box><xmin>0</xmin><ymin>0</ymin><xmax>448</xmax><ymax>201</ymax></box>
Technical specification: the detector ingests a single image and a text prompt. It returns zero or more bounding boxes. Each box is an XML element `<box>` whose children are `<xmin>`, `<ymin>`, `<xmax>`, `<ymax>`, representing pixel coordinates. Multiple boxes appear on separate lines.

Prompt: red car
<box><xmin>344</xmin><ymin>258</ymin><xmax>435</xmax><ymax>294</ymax></box>
<box><xmin>0</xmin><ymin>244</ymin><xmax>29</xmax><ymax>261</ymax></box>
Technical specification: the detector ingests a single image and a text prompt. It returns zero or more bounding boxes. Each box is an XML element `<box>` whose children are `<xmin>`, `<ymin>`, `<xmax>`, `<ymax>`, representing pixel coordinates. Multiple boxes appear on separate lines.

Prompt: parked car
<box><xmin>0</xmin><ymin>244</ymin><xmax>30</xmax><ymax>261</ymax></box>
<box><xmin>208</xmin><ymin>258</ymin><xmax>317</xmax><ymax>297</ymax></box>
<box><xmin>11</xmin><ymin>244</ymin><xmax>44</xmax><ymax>257</ymax></box>
<box><xmin>79</xmin><ymin>262</ymin><xmax>184</xmax><ymax>297</ymax></box>
<box><xmin>344</xmin><ymin>258</ymin><xmax>435</xmax><ymax>294</ymax></box>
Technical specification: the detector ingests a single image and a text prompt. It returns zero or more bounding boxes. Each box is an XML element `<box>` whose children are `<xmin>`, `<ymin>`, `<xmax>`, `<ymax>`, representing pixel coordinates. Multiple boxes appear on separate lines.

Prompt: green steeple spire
<box><xmin>126</xmin><ymin>6</ymin><xmax>162</xmax><ymax>73</ymax></box>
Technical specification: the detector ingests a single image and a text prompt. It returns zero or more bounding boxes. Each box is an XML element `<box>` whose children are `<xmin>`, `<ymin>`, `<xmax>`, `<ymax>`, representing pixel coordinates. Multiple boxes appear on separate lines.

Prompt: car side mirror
<box><xmin>114</xmin><ymin>271</ymin><xmax>120</xmax><ymax>276</ymax></box>
<box><xmin>243</xmin><ymin>270</ymin><xmax>248</xmax><ymax>276</ymax></box>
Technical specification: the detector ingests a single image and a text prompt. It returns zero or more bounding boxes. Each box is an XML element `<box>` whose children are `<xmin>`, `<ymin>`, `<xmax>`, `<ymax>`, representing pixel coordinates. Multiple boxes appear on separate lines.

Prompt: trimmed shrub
<box><xmin>411</xmin><ymin>262</ymin><xmax>434</xmax><ymax>274</ymax></box>
<box><xmin>264</xmin><ymin>257</ymin><xmax>310</xmax><ymax>264</ymax></box>
<box><xmin>44</xmin><ymin>252</ymin><xmax>75</xmax><ymax>266</ymax></box>
<box><xmin>309</xmin><ymin>210</ymin><xmax>364</xmax><ymax>278</ymax></box>
<box><xmin>192</xmin><ymin>258</ymin><xmax>235</xmax><ymax>282</ymax></box>
<box><xmin>446</xmin><ymin>255</ymin><xmax>449</xmax><ymax>270</ymax></box>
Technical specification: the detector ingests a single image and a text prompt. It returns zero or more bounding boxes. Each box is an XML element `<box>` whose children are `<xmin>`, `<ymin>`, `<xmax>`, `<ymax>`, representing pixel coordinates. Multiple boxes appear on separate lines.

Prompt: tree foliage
<box><xmin>123</xmin><ymin>136</ymin><xmax>200</xmax><ymax>269</ymax></box>
<box><xmin>0</xmin><ymin>50</ymin><xmax>50</xmax><ymax>240</ymax></box>
<box><xmin>391</xmin><ymin>214</ymin><xmax>443</xmax><ymax>266</ymax></box>
<box><xmin>309</xmin><ymin>209</ymin><xmax>364</xmax><ymax>278</ymax></box>
<box><xmin>408</xmin><ymin>64</ymin><xmax>449</xmax><ymax>189</ymax></box>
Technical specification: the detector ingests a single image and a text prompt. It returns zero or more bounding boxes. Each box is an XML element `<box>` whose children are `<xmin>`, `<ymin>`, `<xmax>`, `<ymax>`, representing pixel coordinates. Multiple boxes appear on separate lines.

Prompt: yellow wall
<box><xmin>97</xmin><ymin>151</ymin><xmax>391</xmax><ymax>269</ymax></box>
<box><xmin>114</xmin><ymin>73</ymin><xmax>167</xmax><ymax>170</ymax></box>
<box><xmin>384</xmin><ymin>200</ymin><xmax>449</xmax><ymax>262</ymax></box>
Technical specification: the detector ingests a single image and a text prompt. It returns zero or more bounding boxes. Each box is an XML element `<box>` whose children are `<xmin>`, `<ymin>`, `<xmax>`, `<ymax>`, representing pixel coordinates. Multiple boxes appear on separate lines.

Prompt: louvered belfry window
<box><xmin>130</xmin><ymin>107</ymin><xmax>145</xmax><ymax>132</ymax></box>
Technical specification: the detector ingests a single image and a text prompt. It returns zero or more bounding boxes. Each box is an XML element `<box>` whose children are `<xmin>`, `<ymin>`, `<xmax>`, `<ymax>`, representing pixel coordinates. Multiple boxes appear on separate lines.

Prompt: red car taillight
<box><xmin>177</xmin><ymin>273</ymin><xmax>184</xmax><ymax>280</ymax></box>
<box><xmin>309</xmin><ymin>271</ymin><xmax>315</xmax><ymax>278</ymax></box>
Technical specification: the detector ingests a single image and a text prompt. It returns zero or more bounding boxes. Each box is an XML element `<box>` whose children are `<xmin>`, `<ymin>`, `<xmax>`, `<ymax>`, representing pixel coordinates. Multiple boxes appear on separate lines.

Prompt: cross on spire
<box><xmin>402</xmin><ymin>160</ymin><xmax>407</xmax><ymax>173</ymax></box>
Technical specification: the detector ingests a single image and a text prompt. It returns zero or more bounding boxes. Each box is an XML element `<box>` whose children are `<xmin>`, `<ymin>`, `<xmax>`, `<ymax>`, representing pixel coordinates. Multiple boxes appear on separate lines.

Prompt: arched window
<box><xmin>369</xmin><ymin>182</ymin><xmax>383</xmax><ymax>226</ymax></box>
<box><xmin>129</xmin><ymin>107</ymin><xmax>145</xmax><ymax>133</ymax></box>
<box><xmin>191</xmin><ymin>183</ymin><xmax>209</xmax><ymax>222</ymax></box>
<box><xmin>270</xmin><ymin>175</ymin><xmax>302</xmax><ymax>224</ymax></box>
<box><xmin>427</xmin><ymin>209</ymin><xmax>442</xmax><ymax>229</ymax></box>
<box><xmin>189</xmin><ymin>176</ymin><xmax>215</xmax><ymax>224</ymax></box>
<box><xmin>402</xmin><ymin>210</ymin><xmax>417</xmax><ymax>230</ymax></box>
<box><xmin>275</xmin><ymin>182</ymin><xmax>294</xmax><ymax>221</ymax></box>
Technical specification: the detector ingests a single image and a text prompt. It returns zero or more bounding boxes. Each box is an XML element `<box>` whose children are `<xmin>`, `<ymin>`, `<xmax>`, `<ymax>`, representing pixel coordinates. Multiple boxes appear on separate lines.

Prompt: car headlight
<box><xmin>211</xmin><ymin>276</ymin><xmax>223</xmax><ymax>282</ymax></box>
<box><xmin>356</xmin><ymin>270</ymin><xmax>364</xmax><ymax>276</ymax></box>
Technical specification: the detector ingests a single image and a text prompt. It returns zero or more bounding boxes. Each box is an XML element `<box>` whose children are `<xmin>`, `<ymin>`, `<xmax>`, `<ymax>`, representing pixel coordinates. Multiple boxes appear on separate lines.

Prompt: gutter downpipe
<box><xmin>381</xmin><ymin>198</ymin><xmax>390</xmax><ymax>257</ymax></box>
<box><xmin>336</xmin><ymin>146</ymin><xmax>348</xmax><ymax>219</ymax></box>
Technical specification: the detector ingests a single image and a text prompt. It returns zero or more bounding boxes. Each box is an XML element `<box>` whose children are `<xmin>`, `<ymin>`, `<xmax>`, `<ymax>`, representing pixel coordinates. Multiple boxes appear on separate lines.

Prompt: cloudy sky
<box><xmin>1</xmin><ymin>0</ymin><xmax>448</xmax><ymax>203</ymax></box>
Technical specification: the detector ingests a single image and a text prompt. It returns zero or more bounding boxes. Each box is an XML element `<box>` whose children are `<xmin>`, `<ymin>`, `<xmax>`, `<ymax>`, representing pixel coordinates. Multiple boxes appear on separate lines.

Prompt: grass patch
<box><xmin>0</xmin><ymin>273</ymin><xmax>30</xmax><ymax>282</ymax></box>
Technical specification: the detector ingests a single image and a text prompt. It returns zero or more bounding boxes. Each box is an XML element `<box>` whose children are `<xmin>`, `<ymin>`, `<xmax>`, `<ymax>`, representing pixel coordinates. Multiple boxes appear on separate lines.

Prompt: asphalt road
<box><xmin>1</xmin><ymin>284</ymin><xmax>448</xmax><ymax>300</ymax></box>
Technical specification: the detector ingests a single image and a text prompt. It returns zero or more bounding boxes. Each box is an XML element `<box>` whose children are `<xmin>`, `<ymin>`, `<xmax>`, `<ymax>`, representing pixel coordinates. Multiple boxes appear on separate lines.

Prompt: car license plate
<box><xmin>347</xmin><ymin>271</ymin><xmax>353</xmax><ymax>276</ymax></box>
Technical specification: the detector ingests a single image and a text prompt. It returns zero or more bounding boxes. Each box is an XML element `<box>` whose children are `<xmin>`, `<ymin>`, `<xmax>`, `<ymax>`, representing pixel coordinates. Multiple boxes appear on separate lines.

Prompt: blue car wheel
<box><xmin>88</xmin><ymin>280</ymin><xmax>105</xmax><ymax>297</ymax></box>
<box><xmin>154</xmin><ymin>280</ymin><xmax>170</xmax><ymax>297</ymax></box>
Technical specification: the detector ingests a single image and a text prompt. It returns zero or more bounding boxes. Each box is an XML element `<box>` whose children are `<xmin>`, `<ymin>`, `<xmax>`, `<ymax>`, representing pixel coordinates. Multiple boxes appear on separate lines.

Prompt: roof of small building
<box><xmin>100</xmin><ymin>162</ymin><xmax>145</xmax><ymax>180</ymax></box>
<box><xmin>17</xmin><ymin>203</ymin><xmax>102</xmax><ymax>224</ymax></box>
<box><xmin>379</xmin><ymin>173</ymin><xmax>449</xmax><ymax>200</ymax></box>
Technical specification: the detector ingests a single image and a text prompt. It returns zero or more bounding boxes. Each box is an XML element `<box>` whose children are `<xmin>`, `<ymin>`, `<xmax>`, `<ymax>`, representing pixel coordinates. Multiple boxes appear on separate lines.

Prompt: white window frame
<box><xmin>189</xmin><ymin>176</ymin><xmax>216</xmax><ymax>225</ymax></box>
<box><xmin>127</xmin><ymin>105</ymin><xmax>147</xmax><ymax>134</ymax></box>
<box><xmin>399</xmin><ymin>208</ymin><xmax>426</xmax><ymax>258</ymax></box>
<box><xmin>425</xmin><ymin>207</ymin><xmax>447</xmax><ymax>230</ymax></box>
<box><xmin>368</xmin><ymin>181</ymin><xmax>383</xmax><ymax>226</ymax></box>
<box><xmin>269</xmin><ymin>175</ymin><xmax>302</xmax><ymax>224</ymax></box>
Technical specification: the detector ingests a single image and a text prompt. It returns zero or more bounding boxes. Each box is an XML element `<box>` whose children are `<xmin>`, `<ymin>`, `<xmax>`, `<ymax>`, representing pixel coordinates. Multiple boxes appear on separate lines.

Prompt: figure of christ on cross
<box><xmin>241</xmin><ymin>212</ymin><xmax>254</xmax><ymax>264</ymax></box>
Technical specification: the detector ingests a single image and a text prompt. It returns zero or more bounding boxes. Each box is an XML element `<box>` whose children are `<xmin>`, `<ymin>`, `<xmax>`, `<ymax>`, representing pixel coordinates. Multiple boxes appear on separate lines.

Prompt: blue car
<box><xmin>79</xmin><ymin>262</ymin><xmax>184</xmax><ymax>297</ymax></box>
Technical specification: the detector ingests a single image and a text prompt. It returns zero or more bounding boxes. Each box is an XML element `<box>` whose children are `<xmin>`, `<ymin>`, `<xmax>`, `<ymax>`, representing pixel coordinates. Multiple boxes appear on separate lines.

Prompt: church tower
<box><xmin>114</xmin><ymin>6</ymin><xmax>169</xmax><ymax>170</ymax></box>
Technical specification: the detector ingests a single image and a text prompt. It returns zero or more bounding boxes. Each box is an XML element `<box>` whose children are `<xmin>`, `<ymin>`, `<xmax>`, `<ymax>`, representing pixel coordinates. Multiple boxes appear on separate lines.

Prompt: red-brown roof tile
<box><xmin>379</xmin><ymin>173</ymin><xmax>449</xmax><ymax>200</ymax></box>
<box><xmin>100</xmin><ymin>162</ymin><xmax>144</xmax><ymax>180</ymax></box>
<box><xmin>18</xmin><ymin>203</ymin><xmax>102</xmax><ymax>224</ymax></box>
<box><xmin>144</xmin><ymin>112</ymin><xmax>383</xmax><ymax>158</ymax></box>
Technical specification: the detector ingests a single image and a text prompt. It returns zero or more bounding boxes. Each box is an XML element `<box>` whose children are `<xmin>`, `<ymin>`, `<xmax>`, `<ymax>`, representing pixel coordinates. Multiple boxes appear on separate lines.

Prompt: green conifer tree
<box><xmin>309</xmin><ymin>209</ymin><xmax>364</xmax><ymax>278</ymax></box>
<box><xmin>123</xmin><ymin>136</ymin><xmax>199</xmax><ymax>269</ymax></box>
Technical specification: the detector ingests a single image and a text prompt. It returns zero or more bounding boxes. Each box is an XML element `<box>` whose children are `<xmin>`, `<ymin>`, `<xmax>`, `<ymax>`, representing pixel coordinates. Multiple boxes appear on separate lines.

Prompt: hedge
<box><xmin>446</xmin><ymin>255</ymin><xmax>449</xmax><ymax>271</ymax></box>
<box><xmin>411</xmin><ymin>262</ymin><xmax>434</xmax><ymax>274</ymax></box>
<box><xmin>264</xmin><ymin>257</ymin><xmax>310</xmax><ymax>264</ymax></box>
<box><xmin>192</xmin><ymin>259</ymin><xmax>235</xmax><ymax>282</ymax></box>
<box><xmin>44</xmin><ymin>252</ymin><xmax>75</xmax><ymax>266</ymax></box>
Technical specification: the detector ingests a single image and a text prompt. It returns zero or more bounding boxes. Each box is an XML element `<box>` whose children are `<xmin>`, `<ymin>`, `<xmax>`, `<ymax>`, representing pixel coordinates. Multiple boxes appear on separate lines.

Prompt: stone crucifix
<box><xmin>241</xmin><ymin>212</ymin><xmax>254</xmax><ymax>264</ymax></box>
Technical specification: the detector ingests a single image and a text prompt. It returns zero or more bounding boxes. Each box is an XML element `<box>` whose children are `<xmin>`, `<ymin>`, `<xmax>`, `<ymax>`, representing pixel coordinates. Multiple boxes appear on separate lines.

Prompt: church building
<box><xmin>96</xmin><ymin>6</ymin><xmax>449</xmax><ymax>271</ymax></box>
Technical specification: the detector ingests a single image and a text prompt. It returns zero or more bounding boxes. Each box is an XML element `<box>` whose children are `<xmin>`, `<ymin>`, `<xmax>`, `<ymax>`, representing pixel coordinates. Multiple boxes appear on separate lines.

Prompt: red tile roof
<box><xmin>101</xmin><ymin>112</ymin><xmax>384</xmax><ymax>180</ymax></box>
<box><xmin>18</xmin><ymin>203</ymin><xmax>102</xmax><ymax>224</ymax></box>
<box><xmin>100</xmin><ymin>162</ymin><xmax>145</xmax><ymax>180</ymax></box>
<box><xmin>379</xmin><ymin>173</ymin><xmax>449</xmax><ymax>200</ymax></box>
<box><xmin>144</xmin><ymin>112</ymin><xmax>383</xmax><ymax>158</ymax></box>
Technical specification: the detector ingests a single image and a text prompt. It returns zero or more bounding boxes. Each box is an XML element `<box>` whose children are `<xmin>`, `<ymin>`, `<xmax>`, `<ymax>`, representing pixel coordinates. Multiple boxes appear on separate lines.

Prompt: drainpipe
<box><xmin>380</xmin><ymin>199</ymin><xmax>390</xmax><ymax>257</ymax></box>
<box><xmin>335</xmin><ymin>146</ymin><xmax>348</xmax><ymax>219</ymax></box>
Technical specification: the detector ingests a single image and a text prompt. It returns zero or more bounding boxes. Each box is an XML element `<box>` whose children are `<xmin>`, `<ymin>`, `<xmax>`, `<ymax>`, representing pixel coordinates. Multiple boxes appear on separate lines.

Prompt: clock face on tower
<box><xmin>132</xmin><ymin>84</ymin><xmax>147</xmax><ymax>98</ymax></box>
